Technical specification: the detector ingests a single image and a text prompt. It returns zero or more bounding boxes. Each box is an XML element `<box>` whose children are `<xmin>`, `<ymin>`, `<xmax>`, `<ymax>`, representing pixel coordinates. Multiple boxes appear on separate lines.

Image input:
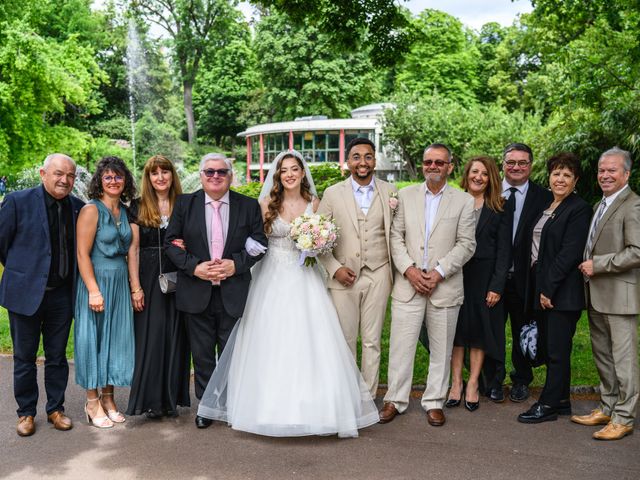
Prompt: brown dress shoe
<box><xmin>48</xmin><ymin>411</ymin><xmax>73</xmax><ymax>431</ymax></box>
<box><xmin>570</xmin><ymin>408</ymin><xmax>611</xmax><ymax>426</ymax></box>
<box><xmin>379</xmin><ymin>402</ymin><xmax>399</xmax><ymax>424</ymax></box>
<box><xmin>427</xmin><ymin>408</ymin><xmax>446</xmax><ymax>426</ymax></box>
<box><xmin>593</xmin><ymin>422</ymin><xmax>633</xmax><ymax>441</ymax></box>
<box><xmin>17</xmin><ymin>416</ymin><xmax>35</xmax><ymax>437</ymax></box>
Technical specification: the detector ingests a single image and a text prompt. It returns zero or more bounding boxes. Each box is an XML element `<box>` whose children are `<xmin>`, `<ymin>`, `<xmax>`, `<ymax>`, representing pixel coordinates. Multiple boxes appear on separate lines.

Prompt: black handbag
<box><xmin>157</xmin><ymin>228</ymin><xmax>177</xmax><ymax>294</ymax></box>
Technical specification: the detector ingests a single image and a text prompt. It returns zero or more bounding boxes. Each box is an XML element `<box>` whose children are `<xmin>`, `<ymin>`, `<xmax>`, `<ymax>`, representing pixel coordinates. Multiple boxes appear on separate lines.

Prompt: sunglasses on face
<box><xmin>102</xmin><ymin>175</ymin><xmax>124</xmax><ymax>183</ymax></box>
<box><xmin>201</xmin><ymin>168</ymin><xmax>230</xmax><ymax>178</ymax></box>
<box><xmin>422</xmin><ymin>159</ymin><xmax>450</xmax><ymax>167</ymax></box>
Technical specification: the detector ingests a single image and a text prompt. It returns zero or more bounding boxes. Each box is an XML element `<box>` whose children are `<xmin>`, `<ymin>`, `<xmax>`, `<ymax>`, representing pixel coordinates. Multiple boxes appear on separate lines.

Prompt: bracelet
<box><xmin>89</xmin><ymin>292</ymin><xmax>102</xmax><ymax>298</ymax></box>
<box><xmin>130</xmin><ymin>287</ymin><xmax>143</xmax><ymax>295</ymax></box>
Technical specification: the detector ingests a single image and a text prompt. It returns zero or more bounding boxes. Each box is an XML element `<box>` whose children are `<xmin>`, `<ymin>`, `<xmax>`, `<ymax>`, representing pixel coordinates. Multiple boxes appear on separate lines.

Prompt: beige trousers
<box><xmin>384</xmin><ymin>295</ymin><xmax>459</xmax><ymax>412</ymax></box>
<box><xmin>329</xmin><ymin>264</ymin><xmax>391</xmax><ymax>397</ymax></box>
<box><xmin>588</xmin><ymin>307</ymin><xmax>639</xmax><ymax>426</ymax></box>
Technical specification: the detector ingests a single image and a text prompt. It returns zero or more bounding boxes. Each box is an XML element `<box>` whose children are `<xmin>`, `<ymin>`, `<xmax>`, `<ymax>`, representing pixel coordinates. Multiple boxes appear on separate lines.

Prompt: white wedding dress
<box><xmin>197</xmin><ymin>203</ymin><xmax>379</xmax><ymax>437</ymax></box>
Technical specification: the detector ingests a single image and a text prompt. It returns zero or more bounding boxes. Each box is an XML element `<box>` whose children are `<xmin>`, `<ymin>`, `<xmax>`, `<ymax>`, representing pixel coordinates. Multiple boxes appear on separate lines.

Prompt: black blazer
<box><xmin>474</xmin><ymin>205</ymin><xmax>512</xmax><ymax>295</ymax></box>
<box><xmin>165</xmin><ymin>189</ymin><xmax>267</xmax><ymax>317</ymax></box>
<box><xmin>0</xmin><ymin>186</ymin><xmax>84</xmax><ymax>316</ymax></box>
<box><xmin>511</xmin><ymin>180</ymin><xmax>553</xmax><ymax>298</ymax></box>
<box><xmin>527</xmin><ymin>193</ymin><xmax>591</xmax><ymax>312</ymax></box>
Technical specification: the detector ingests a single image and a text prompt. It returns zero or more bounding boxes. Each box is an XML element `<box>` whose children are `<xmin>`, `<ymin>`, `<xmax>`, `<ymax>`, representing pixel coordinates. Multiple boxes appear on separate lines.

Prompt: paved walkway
<box><xmin>0</xmin><ymin>356</ymin><xmax>638</xmax><ymax>480</ymax></box>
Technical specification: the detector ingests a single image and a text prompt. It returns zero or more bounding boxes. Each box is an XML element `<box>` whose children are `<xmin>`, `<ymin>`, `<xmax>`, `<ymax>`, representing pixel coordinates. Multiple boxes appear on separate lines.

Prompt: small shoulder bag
<box><xmin>157</xmin><ymin>228</ymin><xmax>177</xmax><ymax>294</ymax></box>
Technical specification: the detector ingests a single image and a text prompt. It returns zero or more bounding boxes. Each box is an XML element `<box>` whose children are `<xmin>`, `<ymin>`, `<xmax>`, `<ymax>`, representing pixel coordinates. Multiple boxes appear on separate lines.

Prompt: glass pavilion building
<box><xmin>238</xmin><ymin>103</ymin><xmax>399</xmax><ymax>182</ymax></box>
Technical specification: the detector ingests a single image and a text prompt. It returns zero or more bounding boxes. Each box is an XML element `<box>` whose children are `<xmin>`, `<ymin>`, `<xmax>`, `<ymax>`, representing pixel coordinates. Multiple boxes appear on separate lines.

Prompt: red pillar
<box><xmin>289</xmin><ymin>130</ymin><xmax>294</xmax><ymax>150</ymax></box>
<box><xmin>259</xmin><ymin>133</ymin><xmax>265</xmax><ymax>183</ymax></box>
<box><xmin>246</xmin><ymin>136</ymin><xmax>252</xmax><ymax>183</ymax></box>
<box><xmin>339</xmin><ymin>129</ymin><xmax>345</xmax><ymax>171</ymax></box>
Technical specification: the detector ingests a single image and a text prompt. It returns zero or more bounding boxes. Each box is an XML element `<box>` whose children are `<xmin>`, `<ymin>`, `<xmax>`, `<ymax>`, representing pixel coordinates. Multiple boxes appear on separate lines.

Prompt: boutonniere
<box><xmin>389</xmin><ymin>192</ymin><xmax>399</xmax><ymax>213</ymax></box>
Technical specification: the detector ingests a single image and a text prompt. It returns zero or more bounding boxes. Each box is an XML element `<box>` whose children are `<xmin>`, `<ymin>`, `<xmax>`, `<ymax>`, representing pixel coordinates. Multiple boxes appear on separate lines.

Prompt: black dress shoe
<box><xmin>195</xmin><ymin>415</ymin><xmax>213</xmax><ymax>429</ymax></box>
<box><xmin>517</xmin><ymin>403</ymin><xmax>558</xmax><ymax>424</ymax></box>
<box><xmin>445</xmin><ymin>398</ymin><xmax>461</xmax><ymax>408</ymax></box>
<box><xmin>146</xmin><ymin>410</ymin><xmax>163</xmax><ymax>419</ymax></box>
<box><xmin>488</xmin><ymin>387</ymin><xmax>505</xmax><ymax>403</ymax></box>
<box><xmin>509</xmin><ymin>384</ymin><xmax>530</xmax><ymax>403</ymax></box>
<box><xmin>464</xmin><ymin>399</ymin><xmax>479</xmax><ymax>412</ymax></box>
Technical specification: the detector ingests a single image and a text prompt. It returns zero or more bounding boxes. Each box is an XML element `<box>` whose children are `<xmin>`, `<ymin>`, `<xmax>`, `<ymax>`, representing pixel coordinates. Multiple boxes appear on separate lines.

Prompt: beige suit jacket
<box><xmin>318</xmin><ymin>178</ymin><xmax>398</xmax><ymax>289</ymax></box>
<box><xmin>390</xmin><ymin>183</ymin><xmax>476</xmax><ymax>307</ymax></box>
<box><xmin>586</xmin><ymin>187</ymin><xmax>640</xmax><ymax>315</ymax></box>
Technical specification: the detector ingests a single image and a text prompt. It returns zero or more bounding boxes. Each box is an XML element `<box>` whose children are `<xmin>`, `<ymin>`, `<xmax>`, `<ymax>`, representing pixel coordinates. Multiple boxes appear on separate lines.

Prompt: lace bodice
<box><xmin>265</xmin><ymin>203</ymin><xmax>313</xmax><ymax>264</ymax></box>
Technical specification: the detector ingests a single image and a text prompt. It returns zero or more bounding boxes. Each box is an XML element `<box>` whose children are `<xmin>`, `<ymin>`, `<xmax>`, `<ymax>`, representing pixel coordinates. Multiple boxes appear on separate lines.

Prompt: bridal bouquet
<box><xmin>289</xmin><ymin>213</ymin><xmax>339</xmax><ymax>267</ymax></box>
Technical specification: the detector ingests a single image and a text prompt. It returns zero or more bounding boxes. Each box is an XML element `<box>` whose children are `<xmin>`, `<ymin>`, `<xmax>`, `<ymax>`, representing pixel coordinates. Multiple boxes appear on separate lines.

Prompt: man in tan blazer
<box><xmin>318</xmin><ymin>137</ymin><xmax>398</xmax><ymax>397</ymax></box>
<box><xmin>574</xmin><ymin>147</ymin><xmax>640</xmax><ymax>441</ymax></box>
<box><xmin>379</xmin><ymin>143</ymin><xmax>475</xmax><ymax>427</ymax></box>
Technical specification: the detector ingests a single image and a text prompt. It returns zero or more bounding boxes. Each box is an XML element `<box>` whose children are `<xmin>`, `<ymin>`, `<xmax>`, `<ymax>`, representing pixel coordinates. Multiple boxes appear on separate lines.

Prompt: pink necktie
<box><xmin>210</xmin><ymin>201</ymin><xmax>224</xmax><ymax>260</ymax></box>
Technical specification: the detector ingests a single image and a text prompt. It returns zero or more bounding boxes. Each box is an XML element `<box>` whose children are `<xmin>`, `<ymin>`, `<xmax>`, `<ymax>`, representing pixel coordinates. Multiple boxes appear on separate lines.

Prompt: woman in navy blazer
<box><xmin>517</xmin><ymin>153</ymin><xmax>591</xmax><ymax>424</ymax></box>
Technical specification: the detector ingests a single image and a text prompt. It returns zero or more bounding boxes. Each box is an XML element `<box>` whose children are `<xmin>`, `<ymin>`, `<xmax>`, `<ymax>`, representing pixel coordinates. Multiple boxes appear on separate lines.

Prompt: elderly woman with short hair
<box><xmin>517</xmin><ymin>153</ymin><xmax>591</xmax><ymax>424</ymax></box>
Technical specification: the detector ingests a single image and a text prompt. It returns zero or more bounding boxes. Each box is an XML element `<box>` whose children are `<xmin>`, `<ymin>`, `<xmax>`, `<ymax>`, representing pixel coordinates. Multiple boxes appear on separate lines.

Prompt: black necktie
<box><xmin>504</xmin><ymin>186</ymin><xmax>518</xmax><ymax>212</ymax></box>
<box><xmin>56</xmin><ymin>201</ymin><xmax>68</xmax><ymax>279</ymax></box>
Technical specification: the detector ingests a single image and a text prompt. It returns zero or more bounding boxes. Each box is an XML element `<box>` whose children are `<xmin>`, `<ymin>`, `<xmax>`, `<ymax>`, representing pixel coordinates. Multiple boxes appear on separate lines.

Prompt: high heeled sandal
<box><xmin>84</xmin><ymin>398</ymin><xmax>113</xmax><ymax>429</ymax></box>
<box><xmin>100</xmin><ymin>392</ymin><xmax>126</xmax><ymax>423</ymax></box>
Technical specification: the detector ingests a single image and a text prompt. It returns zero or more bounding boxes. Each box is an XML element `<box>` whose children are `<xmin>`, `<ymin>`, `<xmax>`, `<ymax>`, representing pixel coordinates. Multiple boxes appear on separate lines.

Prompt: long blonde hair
<box><xmin>137</xmin><ymin>155</ymin><xmax>183</xmax><ymax>227</ymax></box>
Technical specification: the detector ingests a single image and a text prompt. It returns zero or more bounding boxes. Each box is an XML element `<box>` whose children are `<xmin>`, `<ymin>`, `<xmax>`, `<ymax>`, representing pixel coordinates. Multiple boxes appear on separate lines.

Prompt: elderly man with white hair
<box><xmin>165</xmin><ymin>153</ymin><xmax>267</xmax><ymax>429</ymax></box>
<box><xmin>0</xmin><ymin>153</ymin><xmax>84</xmax><ymax>436</ymax></box>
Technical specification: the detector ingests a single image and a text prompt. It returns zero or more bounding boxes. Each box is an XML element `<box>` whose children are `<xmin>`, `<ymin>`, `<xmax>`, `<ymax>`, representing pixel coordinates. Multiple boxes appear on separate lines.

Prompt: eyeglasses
<box><xmin>422</xmin><ymin>159</ymin><xmax>450</xmax><ymax>167</ymax></box>
<box><xmin>350</xmin><ymin>154</ymin><xmax>375</xmax><ymax>162</ymax></box>
<box><xmin>201</xmin><ymin>168</ymin><xmax>230</xmax><ymax>178</ymax></box>
<box><xmin>102</xmin><ymin>175</ymin><xmax>124</xmax><ymax>183</ymax></box>
<box><xmin>504</xmin><ymin>160</ymin><xmax>531</xmax><ymax>168</ymax></box>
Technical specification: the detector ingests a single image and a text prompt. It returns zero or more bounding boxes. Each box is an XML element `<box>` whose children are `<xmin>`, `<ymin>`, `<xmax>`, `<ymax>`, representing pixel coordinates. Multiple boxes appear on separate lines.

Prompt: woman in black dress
<box><xmin>446</xmin><ymin>157</ymin><xmax>511</xmax><ymax>411</ymax></box>
<box><xmin>517</xmin><ymin>153</ymin><xmax>591</xmax><ymax>423</ymax></box>
<box><xmin>126</xmin><ymin>155</ymin><xmax>190</xmax><ymax>418</ymax></box>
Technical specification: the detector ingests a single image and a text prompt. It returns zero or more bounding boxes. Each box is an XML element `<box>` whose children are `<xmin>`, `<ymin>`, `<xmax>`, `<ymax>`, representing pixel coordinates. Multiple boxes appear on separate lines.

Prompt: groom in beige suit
<box><xmin>574</xmin><ymin>147</ymin><xmax>640</xmax><ymax>441</ymax></box>
<box><xmin>379</xmin><ymin>143</ymin><xmax>475</xmax><ymax>427</ymax></box>
<box><xmin>318</xmin><ymin>137</ymin><xmax>398</xmax><ymax>398</ymax></box>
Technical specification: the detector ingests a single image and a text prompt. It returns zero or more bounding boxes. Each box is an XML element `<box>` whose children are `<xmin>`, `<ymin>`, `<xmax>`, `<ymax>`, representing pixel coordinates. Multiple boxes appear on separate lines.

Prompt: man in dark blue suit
<box><xmin>0</xmin><ymin>154</ymin><xmax>84</xmax><ymax>436</ymax></box>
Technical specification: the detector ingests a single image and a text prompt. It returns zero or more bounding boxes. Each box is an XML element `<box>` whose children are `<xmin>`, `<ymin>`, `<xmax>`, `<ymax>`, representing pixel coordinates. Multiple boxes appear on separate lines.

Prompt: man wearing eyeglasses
<box><xmin>0</xmin><ymin>154</ymin><xmax>84</xmax><ymax>437</ymax></box>
<box><xmin>482</xmin><ymin>143</ymin><xmax>552</xmax><ymax>404</ymax></box>
<box><xmin>380</xmin><ymin>143</ymin><xmax>475</xmax><ymax>427</ymax></box>
<box><xmin>165</xmin><ymin>153</ymin><xmax>267</xmax><ymax>429</ymax></box>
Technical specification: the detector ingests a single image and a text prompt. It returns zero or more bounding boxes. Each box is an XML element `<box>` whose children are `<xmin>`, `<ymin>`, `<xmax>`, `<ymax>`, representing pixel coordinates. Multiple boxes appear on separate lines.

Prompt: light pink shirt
<box><xmin>205</xmin><ymin>191</ymin><xmax>230</xmax><ymax>256</ymax></box>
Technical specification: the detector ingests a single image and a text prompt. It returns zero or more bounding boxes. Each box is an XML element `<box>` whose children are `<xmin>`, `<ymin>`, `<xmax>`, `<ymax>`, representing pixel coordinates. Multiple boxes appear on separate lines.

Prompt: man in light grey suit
<box><xmin>574</xmin><ymin>147</ymin><xmax>640</xmax><ymax>441</ymax></box>
<box><xmin>379</xmin><ymin>143</ymin><xmax>476</xmax><ymax>427</ymax></box>
<box><xmin>318</xmin><ymin>137</ymin><xmax>397</xmax><ymax>397</ymax></box>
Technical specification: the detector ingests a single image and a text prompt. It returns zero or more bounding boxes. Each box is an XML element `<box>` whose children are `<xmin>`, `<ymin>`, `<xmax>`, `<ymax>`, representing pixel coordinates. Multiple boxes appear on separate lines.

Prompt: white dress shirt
<box><xmin>423</xmin><ymin>183</ymin><xmax>447</xmax><ymax>278</ymax></box>
<box><xmin>351</xmin><ymin>177</ymin><xmax>375</xmax><ymax>215</ymax></box>
<box><xmin>205</xmin><ymin>190</ymin><xmax>230</xmax><ymax>249</ymax></box>
<box><xmin>502</xmin><ymin>179</ymin><xmax>529</xmax><ymax>241</ymax></box>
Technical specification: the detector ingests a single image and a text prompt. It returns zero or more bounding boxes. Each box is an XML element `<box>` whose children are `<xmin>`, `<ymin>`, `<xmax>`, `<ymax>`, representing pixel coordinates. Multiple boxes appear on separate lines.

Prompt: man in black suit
<box><xmin>165</xmin><ymin>153</ymin><xmax>267</xmax><ymax>429</ymax></box>
<box><xmin>482</xmin><ymin>143</ymin><xmax>552</xmax><ymax>403</ymax></box>
<box><xmin>0</xmin><ymin>154</ymin><xmax>84</xmax><ymax>436</ymax></box>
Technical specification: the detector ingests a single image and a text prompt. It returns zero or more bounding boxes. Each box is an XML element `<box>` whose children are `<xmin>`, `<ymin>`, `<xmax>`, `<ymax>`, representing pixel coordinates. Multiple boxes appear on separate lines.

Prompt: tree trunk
<box><xmin>183</xmin><ymin>81</ymin><xmax>197</xmax><ymax>145</ymax></box>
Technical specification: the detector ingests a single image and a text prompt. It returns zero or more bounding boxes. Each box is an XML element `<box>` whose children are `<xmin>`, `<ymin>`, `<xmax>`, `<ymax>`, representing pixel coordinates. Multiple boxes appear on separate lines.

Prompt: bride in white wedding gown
<box><xmin>197</xmin><ymin>150</ymin><xmax>379</xmax><ymax>438</ymax></box>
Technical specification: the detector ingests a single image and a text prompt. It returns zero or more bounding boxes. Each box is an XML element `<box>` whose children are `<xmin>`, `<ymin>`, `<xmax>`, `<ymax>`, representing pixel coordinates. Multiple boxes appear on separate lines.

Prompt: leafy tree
<box><xmin>133</xmin><ymin>0</ymin><xmax>236</xmax><ymax>144</ymax></box>
<box><xmin>193</xmin><ymin>14</ymin><xmax>259</xmax><ymax>146</ymax></box>
<box><xmin>383</xmin><ymin>92</ymin><xmax>541</xmax><ymax>179</ymax></box>
<box><xmin>252</xmin><ymin>0</ymin><xmax>410</xmax><ymax>67</ymax></box>
<box><xmin>246</xmin><ymin>11</ymin><xmax>383</xmax><ymax>123</ymax></box>
<box><xmin>394</xmin><ymin>10</ymin><xmax>481</xmax><ymax>105</ymax></box>
<box><xmin>0</xmin><ymin>6</ymin><xmax>105</xmax><ymax>173</ymax></box>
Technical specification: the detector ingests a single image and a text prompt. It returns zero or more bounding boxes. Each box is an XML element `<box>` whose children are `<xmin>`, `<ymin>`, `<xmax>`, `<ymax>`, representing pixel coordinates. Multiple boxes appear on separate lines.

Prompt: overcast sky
<box><xmin>238</xmin><ymin>0</ymin><xmax>533</xmax><ymax>31</ymax></box>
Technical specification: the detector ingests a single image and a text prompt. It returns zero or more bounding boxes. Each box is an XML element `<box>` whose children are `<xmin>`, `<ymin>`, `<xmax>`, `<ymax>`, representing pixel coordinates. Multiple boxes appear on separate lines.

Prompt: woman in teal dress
<box><xmin>75</xmin><ymin>156</ymin><xmax>137</xmax><ymax>429</ymax></box>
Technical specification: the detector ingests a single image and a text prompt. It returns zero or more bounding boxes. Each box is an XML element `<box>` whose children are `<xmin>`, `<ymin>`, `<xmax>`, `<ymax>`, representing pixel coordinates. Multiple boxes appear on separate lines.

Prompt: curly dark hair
<box><xmin>87</xmin><ymin>156</ymin><xmax>137</xmax><ymax>202</ymax></box>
